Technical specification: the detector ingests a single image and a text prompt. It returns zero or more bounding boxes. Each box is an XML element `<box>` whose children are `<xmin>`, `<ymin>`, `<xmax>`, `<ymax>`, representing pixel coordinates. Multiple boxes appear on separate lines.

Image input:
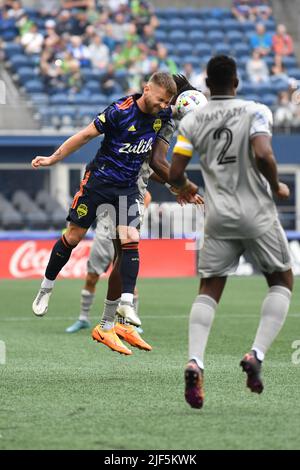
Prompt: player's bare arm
<box><xmin>151</xmin><ymin>138</ymin><xmax>203</xmax><ymax>204</ymax></box>
<box><xmin>31</xmin><ymin>122</ymin><xmax>101</xmax><ymax>168</ymax></box>
<box><xmin>251</xmin><ymin>134</ymin><xmax>290</xmax><ymax>199</ymax></box>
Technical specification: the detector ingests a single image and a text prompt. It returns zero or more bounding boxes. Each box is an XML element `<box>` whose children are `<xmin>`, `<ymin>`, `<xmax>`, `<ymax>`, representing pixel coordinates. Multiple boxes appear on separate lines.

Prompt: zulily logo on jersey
<box><xmin>119</xmin><ymin>138</ymin><xmax>153</xmax><ymax>154</ymax></box>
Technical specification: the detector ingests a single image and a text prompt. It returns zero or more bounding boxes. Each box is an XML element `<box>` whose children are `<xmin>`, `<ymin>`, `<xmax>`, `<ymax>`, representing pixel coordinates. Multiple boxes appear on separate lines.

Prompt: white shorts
<box><xmin>87</xmin><ymin>202</ymin><xmax>145</xmax><ymax>275</ymax></box>
<box><xmin>198</xmin><ymin>218</ymin><xmax>292</xmax><ymax>278</ymax></box>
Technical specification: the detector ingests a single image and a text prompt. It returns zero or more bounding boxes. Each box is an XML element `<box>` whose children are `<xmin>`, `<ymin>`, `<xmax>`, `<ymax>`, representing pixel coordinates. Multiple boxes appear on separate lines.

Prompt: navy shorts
<box><xmin>67</xmin><ymin>171</ymin><xmax>141</xmax><ymax>231</ymax></box>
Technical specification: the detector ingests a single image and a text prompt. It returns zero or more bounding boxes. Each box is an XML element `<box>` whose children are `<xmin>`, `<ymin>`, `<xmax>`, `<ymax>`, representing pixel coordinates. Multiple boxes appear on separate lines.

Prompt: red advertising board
<box><xmin>0</xmin><ymin>239</ymin><xmax>196</xmax><ymax>279</ymax></box>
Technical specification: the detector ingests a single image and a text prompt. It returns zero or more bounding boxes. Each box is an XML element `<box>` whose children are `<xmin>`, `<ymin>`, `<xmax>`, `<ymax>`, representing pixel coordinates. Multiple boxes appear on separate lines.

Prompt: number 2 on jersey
<box><xmin>213</xmin><ymin>127</ymin><xmax>237</xmax><ymax>165</ymax></box>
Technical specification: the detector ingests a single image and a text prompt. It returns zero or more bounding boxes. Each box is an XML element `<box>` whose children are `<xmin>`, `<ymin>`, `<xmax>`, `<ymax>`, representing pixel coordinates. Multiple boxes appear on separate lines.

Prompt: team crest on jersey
<box><xmin>153</xmin><ymin>119</ymin><xmax>162</xmax><ymax>133</ymax></box>
<box><xmin>77</xmin><ymin>204</ymin><xmax>88</xmax><ymax>218</ymax></box>
<box><xmin>98</xmin><ymin>113</ymin><xmax>106</xmax><ymax>123</ymax></box>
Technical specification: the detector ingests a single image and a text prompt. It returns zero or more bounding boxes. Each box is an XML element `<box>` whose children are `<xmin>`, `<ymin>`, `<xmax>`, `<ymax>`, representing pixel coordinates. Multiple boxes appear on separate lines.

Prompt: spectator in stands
<box><xmin>141</xmin><ymin>24</ymin><xmax>157</xmax><ymax>54</ymax></box>
<box><xmin>255</xmin><ymin>0</ymin><xmax>272</xmax><ymax>22</ymax></box>
<box><xmin>181</xmin><ymin>63</ymin><xmax>201</xmax><ymax>88</ymax></box>
<box><xmin>88</xmin><ymin>34</ymin><xmax>110</xmax><ymax>69</ymax></box>
<box><xmin>231</xmin><ymin>0</ymin><xmax>256</xmax><ymax>22</ymax></box>
<box><xmin>62</xmin><ymin>0</ymin><xmax>94</xmax><ymax>10</ymax></box>
<box><xmin>56</xmin><ymin>10</ymin><xmax>76</xmax><ymax>37</ymax></box>
<box><xmin>110</xmin><ymin>13</ymin><xmax>131</xmax><ymax>42</ymax></box>
<box><xmin>99</xmin><ymin>63</ymin><xmax>128</xmax><ymax>95</ymax></box>
<box><xmin>246</xmin><ymin>50</ymin><xmax>270</xmax><ymax>84</ymax></box>
<box><xmin>21</xmin><ymin>24</ymin><xmax>44</xmax><ymax>55</ymax></box>
<box><xmin>102</xmin><ymin>23</ymin><xmax>118</xmax><ymax>52</ymax></box>
<box><xmin>156</xmin><ymin>44</ymin><xmax>177</xmax><ymax>74</ymax></box>
<box><xmin>68</xmin><ymin>35</ymin><xmax>91</xmax><ymax>67</ymax></box>
<box><xmin>250</xmin><ymin>23</ymin><xmax>272</xmax><ymax>56</ymax></box>
<box><xmin>274</xmin><ymin>91</ymin><xmax>294</xmax><ymax>129</ymax></box>
<box><xmin>270</xmin><ymin>55</ymin><xmax>290</xmax><ymax>87</ymax></box>
<box><xmin>273</xmin><ymin>24</ymin><xmax>294</xmax><ymax>58</ymax></box>
<box><xmin>6</xmin><ymin>0</ymin><xmax>24</xmax><ymax>20</ymax></box>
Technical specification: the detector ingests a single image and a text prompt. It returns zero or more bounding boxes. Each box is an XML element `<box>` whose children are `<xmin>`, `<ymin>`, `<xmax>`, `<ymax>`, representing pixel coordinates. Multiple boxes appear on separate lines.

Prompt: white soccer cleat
<box><xmin>32</xmin><ymin>288</ymin><xmax>53</xmax><ymax>317</ymax></box>
<box><xmin>116</xmin><ymin>303</ymin><xmax>141</xmax><ymax>327</ymax></box>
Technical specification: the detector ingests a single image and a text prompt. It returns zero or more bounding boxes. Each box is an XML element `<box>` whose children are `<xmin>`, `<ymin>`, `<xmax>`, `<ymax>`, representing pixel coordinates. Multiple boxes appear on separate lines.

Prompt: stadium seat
<box><xmin>24</xmin><ymin>79</ymin><xmax>44</xmax><ymax>93</ymax></box>
<box><xmin>222</xmin><ymin>19</ymin><xmax>243</xmax><ymax>32</ymax></box>
<box><xmin>168</xmin><ymin>30</ymin><xmax>186</xmax><ymax>41</ymax></box>
<box><xmin>226</xmin><ymin>31</ymin><xmax>244</xmax><ymax>44</ymax></box>
<box><xmin>288</xmin><ymin>68</ymin><xmax>300</xmax><ymax>80</ymax></box>
<box><xmin>176</xmin><ymin>43</ymin><xmax>193</xmax><ymax>57</ymax></box>
<box><xmin>233</xmin><ymin>43</ymin><xmax>251</xmax><ymax>57</ymax></box>
<box><xmin>194</xmin><ymin>43</ymin><xmax>212</xmax><ymax>57</ymax></box>
<box><xmin>17</xmin><ymin>67</ymin><xmax>38</xmax><ymax>84</ymax></box>
<box><xmin>154</xmin><ymin>30</ymin><xmax>167</xmax><ymax>42</ymax></box>
<box><xmin>213</xmin><ymin>44</ymin><xmax>231</xmax><ymax>56</ymax></box>
<box><xmin>207</xmin><ymin>31</ymin><xmax>225</xmax><ymax>45</ymax></box>
<box><xmin>187</xmin><ymin>30</ymin><xmax>205</xmax><ymax>42</ymax></box>
<box><xmin>185</xmin><ymin>18</ymin><xmax>205</xmax><ymax>30</ymax></box>
<box><xmin>3</xmin><ymin>42</ymin><xmax>23</xmax><ymax>59</ymax></box>
<box><xmin>202</xmin><ymin>19</ymin><xmax>221</xmax><ymax>32</ymax></box>
<box><xmin>260</xmin><ymin>94</ymin><xmax>277</xmax><ymax>106</ymax></box>
<box><xmin>85</xmin><ymin>80</ymin><xmax>100</xmax><ymax>92</ymax></box>
<box><xmin>282</xmin><ymin>56</ymin><xmax>298</xmax><ymax>68</ymax></box>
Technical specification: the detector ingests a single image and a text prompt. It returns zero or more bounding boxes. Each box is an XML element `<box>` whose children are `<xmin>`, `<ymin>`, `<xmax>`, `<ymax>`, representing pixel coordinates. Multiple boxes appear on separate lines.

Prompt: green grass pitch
<box><xmin>0</xmin><ymin>276</ymin><xmax>300</xmax><ymax>450</ymax></box>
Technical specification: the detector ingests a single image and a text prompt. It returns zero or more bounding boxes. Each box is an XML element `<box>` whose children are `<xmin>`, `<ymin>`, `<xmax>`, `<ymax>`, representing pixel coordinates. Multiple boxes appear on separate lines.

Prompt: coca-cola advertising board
<box><xmin>0</xmin><ymin>239</ymin><xmax>196</xmax><ymax>279</ymax></box>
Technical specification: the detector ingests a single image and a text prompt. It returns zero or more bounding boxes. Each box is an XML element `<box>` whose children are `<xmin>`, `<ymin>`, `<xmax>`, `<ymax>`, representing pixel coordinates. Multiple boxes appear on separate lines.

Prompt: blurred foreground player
<box><xmin>170</xmin><ymin>55</ymin><xmax>293</xmax><ymax>408</ymax></box>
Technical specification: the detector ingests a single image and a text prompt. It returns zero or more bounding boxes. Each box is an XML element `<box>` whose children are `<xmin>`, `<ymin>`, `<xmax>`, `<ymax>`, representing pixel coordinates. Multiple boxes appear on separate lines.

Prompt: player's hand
<box><xmin>31</xmin><ymin>156</ymin><xmax>55</xmax><ymax>168</ymax></box>
<box><xmin>176</xmin><ymin>193</ymin><xmax>204</xmax><ymax>205</ymax></box>
<box><xmin>275</xmin><ymin>182</ymin><xmax>290</xmax><ymax>200</ymax></box>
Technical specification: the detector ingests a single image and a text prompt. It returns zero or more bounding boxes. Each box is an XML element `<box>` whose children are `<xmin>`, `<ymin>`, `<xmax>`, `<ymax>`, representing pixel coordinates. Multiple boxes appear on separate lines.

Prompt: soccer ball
<box><xmin>175</xmin><ymin>90</ymin><xmax>208</xmax><ymax>119</ymax></box>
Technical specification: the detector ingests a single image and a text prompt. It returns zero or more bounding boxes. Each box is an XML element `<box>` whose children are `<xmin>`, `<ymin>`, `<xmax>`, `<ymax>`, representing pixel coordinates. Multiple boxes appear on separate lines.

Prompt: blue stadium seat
<box><xmin>243</xmin><ymin>94</ymin><xmax>259</xmax><ymax>102</ymax></box>
<box><xmin>50</xmin><ymin>93</ymin><xmax>70</xmax><ymax>106</ymax></box>
<box><xmin>207</xmin><ymin>31</ymin><xmax>224</xmax><ymax>45</ymax></box>
<box><xmin>154</xmin><ymin>30</ymin><xmax>167</xmax><ymax>42</ymax></box>
<box><xmin>181</xmin><ymin>55</ymin><xmax>202</xmax><ymax>69</ymax></box>
<box><xmin>194</xmin><ymin>43</ymin><xmax>212</xmax><ymax>57</ymax></box>
<box><xmin>185</xmin><ymin>18</ymin><xmax>205</xmax><ymax>30</ymax></box>
<box><xmin>210</xmin><ymin>8</ymin><xmax>232</xmax><ymax>19</ymax></box>
<box><xmin>168</xmin><ymin>18</ymin><xmax>187</xmax><ymax>30</ymax></box>
<box><xmin>30</xmin><ymin>93</ymin><xmax>49</xmax><ymax>106</ymax></box>
<box><xmin>89</xmin><ymin>94</ymin><xmax>109</xmax><ymax>106</ymax></box>
<box><xmin>157</xmin><ymin>19</ymin><xmax>169</xmax><ymax>32</ymax></box>
<box><xmin>3</xmin><ymin>42</ymin><xmax>23</xmax><ymax>59</ymax></box>
<box><xmin>233</xmin><ymin>43</ymin><xmax>251</xmax><ymax>57</ymax></box>
<box><xmin>24</xmin><ymin>79</ymin><xmax>44</xmax><ymax>93</ymax></box>
<box><xmin>176</xmin><ymin>43</ymin><xmax>194</xmax><ymax>57</ymax></box>
<box><xmin>222</xmin><ymin>19</ymin><xmax>243</xmax><ymax>32</ymax></box>
<box><xmin>260</xmin><ymin>94</ymin><xmax>277</xmax><ymax>106</ymax></box>
<box><xmin>17</xmin><ymin>67</ymin><xmax>38</xmax><ymax>84</ymax></box>
<box><xmin>203</xmin><ymin>19</ymin><xmax>221</xmax><ymax>32</ymax></box>
<box><xmin>239</xmin><ymin>21</ymin><xmax>256</xmax><ymax>32</ymax></box>
<box><xmin>85</xmin><ymin>80</ymin><xmax>100</xmax><ymax>92</ymax></box>
<box><xmin>9</xmin><ymin>54</ymin><xmax>30</xmax><ymax>71</ymax></box>
<box><xmin>187</xmin><ymin>30</ymin><xmax>205</xmax><ymax>42</ymax></box>
<box><xmin>213</xmin><ymin>44</ymin><xmax>231</xmax><ymax>55</ymax></box>
<box><xmin>226</xmin><ymin>31</ymin><xmax>244</xmax><ymax>44</ymax></box>
<box><xmin>168</xmin><ymin>30</ymin><xmax>186</xmax><ymax>41</ymax></box>
<box><xmin>282</xmin><ymin>56</ymin><xmax>298</xmax><ymax>68</ymax></box>
<box><xmin>288</xmin><ymin>68</ymin><xmax>300</xmax><ymax>80</ymax></box>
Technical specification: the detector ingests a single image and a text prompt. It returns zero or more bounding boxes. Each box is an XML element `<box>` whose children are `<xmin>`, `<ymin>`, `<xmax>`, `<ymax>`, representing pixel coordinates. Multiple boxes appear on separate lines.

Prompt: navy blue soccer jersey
<box><xmin>90</xmin><ymin>94</ymin><xmax>173</xmax><ymax>187</ymax></box>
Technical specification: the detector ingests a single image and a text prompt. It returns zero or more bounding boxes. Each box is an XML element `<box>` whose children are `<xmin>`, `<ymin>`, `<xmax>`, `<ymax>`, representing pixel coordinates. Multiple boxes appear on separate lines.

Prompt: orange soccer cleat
<box><xmin>114</xmin><ymin>322</ymin><xmax>152</xmax><ymax>351</ymax></box>
<box><xmin>92</xmin><ymin>324</ymin><xmax>132</xmax><ymax>356</ymax></box>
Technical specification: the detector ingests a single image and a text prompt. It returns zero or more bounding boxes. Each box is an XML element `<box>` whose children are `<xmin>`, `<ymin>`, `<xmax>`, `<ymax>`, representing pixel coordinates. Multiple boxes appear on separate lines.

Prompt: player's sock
<box><xmin>252</xmin><ymin>285</ymin><xmax>291</xmax><ymax>358</ymax></box>
<box><xmin>120</xmin><ymin>242</ymin><xmax>139</xmax><ymax>297</ymax></box>
<box><xmin>188</xmin><ymin>295</ymin><xmax>217</xmax><ymax>370</ymax></box>
<box><xmin>79</xmin><ymin>289</ymin><xmax>94</xmax><ymax>322</ymax></box>
<box><xmin>41</xmin><ymin>277</ymin><xmax>55</xmax><ymax>289</ymax></box>
<box><xmin>45</xmin><ymin>235</ymin><xmax>77</xmax><ymax>281</ymax></box>
<box><xmin>133</xmin><ymin>294</ymin><xmax>139</xmax><ymax>315</ymax></box>
<box><xmin>100</xmin><ymin>298</ymin><xmax>120</xmax><ymax>330</ymax></box>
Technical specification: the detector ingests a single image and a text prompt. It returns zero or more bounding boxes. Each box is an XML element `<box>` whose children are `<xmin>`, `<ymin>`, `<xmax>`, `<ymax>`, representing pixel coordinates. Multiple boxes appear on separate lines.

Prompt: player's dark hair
<box><xmin>149</xmin><ymin>72</ymin><xmax>177</xmax><ymax>96</ymax></box>
<box><xmin>170</xmin><ymin>74</ymin><xmax>198</xmax><ymax>105</ymax></box>
<box><xmin>206</xmin><ymin>55</ymin><xmax>237</xmax><ymax>88</ymax></box>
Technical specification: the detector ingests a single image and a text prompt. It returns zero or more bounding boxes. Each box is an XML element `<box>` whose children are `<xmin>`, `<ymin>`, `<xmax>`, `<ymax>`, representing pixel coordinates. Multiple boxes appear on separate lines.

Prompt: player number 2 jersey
<box><xmin>176</xmin><ymin>97</ymin><xmax>278</xmax><ymax>239</ymax></box>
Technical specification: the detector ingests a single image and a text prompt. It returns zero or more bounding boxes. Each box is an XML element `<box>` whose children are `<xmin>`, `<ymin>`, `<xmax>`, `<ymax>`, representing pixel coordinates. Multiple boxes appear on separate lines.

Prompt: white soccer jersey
<box><xmin>175</xmin><ymin>97</ymin><xmax>278</xmax><ymax>239</ymax></box>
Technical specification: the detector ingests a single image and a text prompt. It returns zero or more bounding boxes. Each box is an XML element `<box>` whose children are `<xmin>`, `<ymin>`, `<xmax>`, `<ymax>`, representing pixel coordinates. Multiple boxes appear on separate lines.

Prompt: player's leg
<box><xmin>66</xmin><ymin>222</ymin><xmax>115</xmax><ymax>332</ymax></box>
<box><xmin>32</xmin><ymin>223</ymin><xmax>88</xmax><ymax>316</ymax></box>
<box><xmin>32</xmin><ymin>172</ymin><xmax>98</xmax><ymax>317</ymax></box>
<box><xmin>185</xmin><ymin>237</ymin><xmax>243</xmax><ymax>408</ymax></box>
<box><xmin>65</xmin><ymin>272</ymin><xmax>99</xmax><ymax>333</ymax></box>
<box><xmin>94</xmin><ymin>239</ymin><xmax>151</xmax><ymax>352</ymax></box>
<box><xmin>240</xmin><ymin>221</ymin><xmax>293</xmax><ymax>393</ymax></box>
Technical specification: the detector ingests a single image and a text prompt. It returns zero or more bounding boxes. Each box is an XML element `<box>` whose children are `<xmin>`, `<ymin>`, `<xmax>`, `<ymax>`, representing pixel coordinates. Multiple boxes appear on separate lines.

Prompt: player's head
<box><xmin>143</xmin><ymin>72</ymin><xmax>177</xmax><ymax>115</ymax></box>
<box><xmin>170</xmin><ymin>73</ymin><xmax>197</xmax><ymax>105</ymax></box>
<box><xmin>206</xmin><ymin>55</ymin><xmax>239</xmax><ymax>95</ymax></box>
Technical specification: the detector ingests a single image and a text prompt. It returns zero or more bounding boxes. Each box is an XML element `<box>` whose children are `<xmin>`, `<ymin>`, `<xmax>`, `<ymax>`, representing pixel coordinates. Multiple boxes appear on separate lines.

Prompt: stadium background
<box><xmin>1</xmin><ymin>0</ymin><xmax>300</xmax><ymax>451</ymax></box>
